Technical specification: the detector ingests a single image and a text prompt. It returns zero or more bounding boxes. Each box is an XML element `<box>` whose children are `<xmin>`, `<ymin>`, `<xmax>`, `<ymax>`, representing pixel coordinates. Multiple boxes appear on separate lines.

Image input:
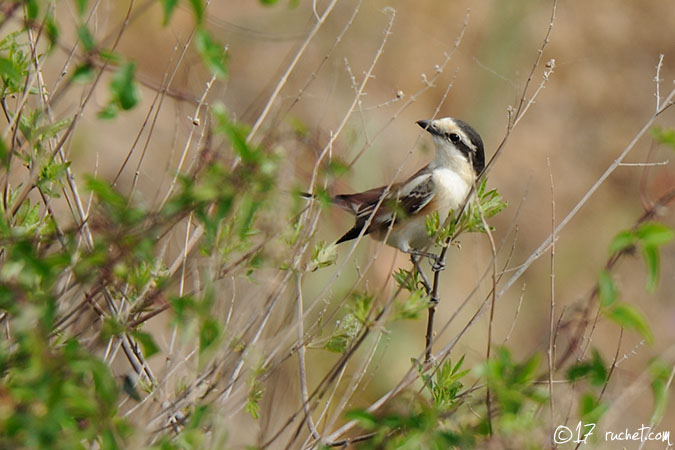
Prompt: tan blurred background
<box><xmin>42</xmin><ymin>0</ymin><xmax>675</xmax><ymax>445</ymax></box>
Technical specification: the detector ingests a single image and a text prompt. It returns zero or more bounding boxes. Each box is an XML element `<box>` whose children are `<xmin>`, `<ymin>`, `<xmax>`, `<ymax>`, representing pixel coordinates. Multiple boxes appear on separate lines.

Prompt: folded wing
<box><xmin>333</xmin><ymin>168</ymin><xmax>434</xmax><ymax>244</ymax></box>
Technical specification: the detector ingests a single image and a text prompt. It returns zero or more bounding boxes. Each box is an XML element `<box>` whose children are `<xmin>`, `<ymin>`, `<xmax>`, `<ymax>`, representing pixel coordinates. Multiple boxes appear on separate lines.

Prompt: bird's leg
<box><xmin>410</xmin><ymin>255</ymin><xmax>431</xmax><ymax>293</ymax></box>
<box><xmin>408</xmin><ymin>249</ymin><xmax>445</xmax><ymax>273</ymax></box>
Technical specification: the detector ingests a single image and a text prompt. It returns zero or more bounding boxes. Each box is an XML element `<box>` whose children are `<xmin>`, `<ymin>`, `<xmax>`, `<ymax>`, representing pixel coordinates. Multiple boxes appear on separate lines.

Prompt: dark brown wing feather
<box><xmin>334</xmin><ymin>167</ymin><xmax>434</xmax><ymax>244</ymax></box>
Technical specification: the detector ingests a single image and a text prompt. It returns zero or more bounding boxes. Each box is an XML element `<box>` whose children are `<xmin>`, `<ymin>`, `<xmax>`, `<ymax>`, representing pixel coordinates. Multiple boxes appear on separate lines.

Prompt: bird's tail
<box><xmin>300</xmin><ymin>192</ymin><xmax>355</xmax><ymax>213</ymax></box>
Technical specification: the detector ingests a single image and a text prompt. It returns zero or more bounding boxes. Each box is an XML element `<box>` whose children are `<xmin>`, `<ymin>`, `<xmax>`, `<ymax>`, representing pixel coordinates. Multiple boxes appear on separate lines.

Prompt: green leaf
<box><xmin>45</xmin><ymin>14</ymin><xmax>59</xmax><ymax>49</ymax></box>
<box><xmin>189</xmin><ymin>0</ymin><xmax>204</xmax><ymax>22</ymax></box>
<box><xmin>345</xmin><ymin>410</ymin><xmax>377</xmax><ymax>429</ymax></box>
<box><xmin>70</xmin><ymin>62</ymin><xmax>94</xmax><ymax>83</ymax></box>
<box><xmin>260</xmin><ymin>0</ymin><xmax>280</xmax><ymax>4</ymax></box>
<box><xmin>425</xmin><ymin>210</ymin><xmax>441</xmax><ymax>237</ymax></box>
<box><xmin>635</xmin><ymin>222</ymin><xmax>674</xmax><ymax>248</ymax></box>
<box><xmin>649</xmin><ymin>358</ymin><xmax>672</xmax><ymax>425</ymax></box>
<box><xmin>394</xmin><ymin>290</ymin><xmax>429</xmax><ymax>320</ymax></box>
<box><xmin>589</xmin><ymin>348</ymin><xmax>608</xmax><ymax>386</ymax></box>
<box><xmin>195</xmin><ymin>28</ymin><xmax>228</xmax><ymax>79</ymax></box>
<box><xmin>567</xmin><ymin>362</ymin><xmax>593</xmax><ymax>382</ymax></box>
<box><xmin>393</xmin><ymin>267</ymin><xmax>421</xmax><ymax>292</ymax></box>
<box><xmin>324</xmin><ymin>314</ymin><xmax>359</xmax><ymax>353</ymax></box>
<box><xmin>199</xmin><ymin>318</ymin><xmax>221</xmax><ymax>352</ymax></box>
<box><xmin>245</xmin><ymin>377</ymin><xmax>263</xmax><ymax>419</ymax></box>
<box><xmin>77</xmin><ymin>24</ymin><xmax>95</xmax><ymax>52</ymax></box>
<box><xmin>0</xmin><ymin>57</ymin><xmax>21</xmax><ymax>85</ymax></box>
<box><xmin>97</xmin><ymin>102</ymin><xmax>118</xmax><ymax>119</ymax></box>
<box><xmin>86</xmin><ymin>176</ymin><xmax>126</xmax><ymax>209</ymax></box>
<box><xmin>605</xmin><ymin>302</ymin><xmax>654</xmax><ymax>344</ymax></box>
<box><xmin>350</xmin><ymin>291</ymin><xmax>374</xmax><ymax>324</ymax></box>
<box><xmin>110</xmin><ymin>62</ymin><xmax>140</xmax><ymax>110</ymax></box>
<box><xmin>598</xmin><ymin>270</ymin><xmax>617</xmax><ymax>307</ymax></box>
<box><xmin>161</xmin><ymin>0</ymin><xmax>180</xmax><ymax>25</ymax></box>
<box><xmin>652</xmin><ymin>126</ymin><xmax>675</xmax><ymax>148</ymax></box>
<box><xmin>101</xmin><ymin>317</ymin><xmax>126</xmax><ymax>339</ymax></box>
<box><xmin>131</xmin><ymin>331</ymin><xmax>160</xmax><ymax>358</ymax></box>
<box><xmin>76</xmin><ymin>0</ymin><xmax>89</xmax><ymax>16</ymax></box>
<box><xmin>580</xmin><ymin>392</ymin><xmax>608</xmax><ymax>424</ymax></box>
<box><xmin>25</xmin><ymin>0</ymin><xmax>39</xmax><ymax>21</ymax></box>
<box><xmin>324</xmin><ymin>158</ymin><xmax>350</xmax><ymax>178</ymax></box>
<box><xmin>213</xmin><ymin>104</ymin><xmax>259</xmax><ymax>163</ymax></box>
<box><xmin>642</xmin><ymin>245</ymin><xmax>660</xmax><ymax>293</ymax></box>
<box><xmin>609</xmin><ymin>230</ymin><xmax>636</xmax><ymax>255</ymax></box>
<box><xmin>310</xmin><ymin>241</ymin><xmax>337</xmax><ymax>270</ymax></box>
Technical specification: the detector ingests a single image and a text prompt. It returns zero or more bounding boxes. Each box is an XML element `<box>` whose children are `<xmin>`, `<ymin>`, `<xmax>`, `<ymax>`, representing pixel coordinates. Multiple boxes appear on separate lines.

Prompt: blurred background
<box><xmin>39</xmin><ymin>0</ymin><xmax>675</xmax><ymax>446</ymax></box>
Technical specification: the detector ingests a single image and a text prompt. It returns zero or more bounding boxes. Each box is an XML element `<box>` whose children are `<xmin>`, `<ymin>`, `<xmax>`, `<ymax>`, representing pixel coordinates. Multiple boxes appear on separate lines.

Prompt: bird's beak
<box><xmin>416</xmin><ymin>119</ymin><xmax>439</xmax><ymax>136</ymax></box>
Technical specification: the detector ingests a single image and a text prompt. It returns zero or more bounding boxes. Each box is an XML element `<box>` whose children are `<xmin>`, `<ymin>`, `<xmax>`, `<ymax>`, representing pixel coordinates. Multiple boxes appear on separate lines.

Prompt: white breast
<box><xmin>432</xmin><ymin>167</ymin><xmax>472</xmax><ymax>219</ymax></box>
<box><xmin>378</xmin><ymin>168</ymin><xmax>472</xmax><ymax>252</ymax></box>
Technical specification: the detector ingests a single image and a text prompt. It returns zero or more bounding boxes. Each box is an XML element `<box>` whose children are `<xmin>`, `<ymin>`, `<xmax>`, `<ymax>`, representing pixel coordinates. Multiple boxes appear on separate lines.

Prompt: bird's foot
<box><xmin>431</xmin><ymin>257</ymin><xmax>445</xmax><ymax>273</ymax></box>
<box><xmin>407</xmin><ymin>250</ymin><xmax>444</xmax><ymax>272</ymax></box>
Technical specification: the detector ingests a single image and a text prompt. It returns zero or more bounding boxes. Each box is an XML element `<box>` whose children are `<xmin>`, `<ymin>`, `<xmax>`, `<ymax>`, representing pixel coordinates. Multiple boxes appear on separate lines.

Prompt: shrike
<box><xmin>314</xmin><ymin>117</ymin><xmax>485</xmax><ymax>260</ymax></box>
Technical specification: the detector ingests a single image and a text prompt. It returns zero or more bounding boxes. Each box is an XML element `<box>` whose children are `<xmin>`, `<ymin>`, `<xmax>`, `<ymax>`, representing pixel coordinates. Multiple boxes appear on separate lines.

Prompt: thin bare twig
<box><xmin>246</xmin><ymin>0</ymin><xmax>339</xmax><ymax>146</ymax></box>
<box><xmin>546</xmin><ymin>157</ymin><xmax>557</xmax><ymax>447</ymax></box>
<box><xmin>295</xmin><ymin>275</ymin><xmax>321</xmax><ymax>440</ymax></box>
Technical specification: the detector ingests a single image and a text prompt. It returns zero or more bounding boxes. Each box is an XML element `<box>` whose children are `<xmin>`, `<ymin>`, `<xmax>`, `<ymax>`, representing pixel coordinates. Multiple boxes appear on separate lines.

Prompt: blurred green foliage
<box><xmin>0</xmin><ymin>1</ymin><xmax>672</xmax><ymax>449</ymax></box>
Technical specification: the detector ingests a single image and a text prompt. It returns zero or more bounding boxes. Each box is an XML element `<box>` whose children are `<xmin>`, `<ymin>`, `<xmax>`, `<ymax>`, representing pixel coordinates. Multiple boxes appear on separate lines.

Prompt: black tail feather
<box><xmin>336</xmin><ymin>226</ymin><xmax>364</xmax><ymax>244</ymax></box>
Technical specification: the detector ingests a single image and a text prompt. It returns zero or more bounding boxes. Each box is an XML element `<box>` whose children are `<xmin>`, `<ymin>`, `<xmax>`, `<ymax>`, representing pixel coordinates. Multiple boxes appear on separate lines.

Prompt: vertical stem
<box><xmin>425</xmin><ymin>264</ymin><xmax>442</xmax><ymax>363</ymax></box>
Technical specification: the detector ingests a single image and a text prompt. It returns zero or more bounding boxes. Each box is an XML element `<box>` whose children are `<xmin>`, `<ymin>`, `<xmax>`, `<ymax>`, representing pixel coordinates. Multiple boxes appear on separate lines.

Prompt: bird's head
<box><xmin>417</xmin><ymin>117</ymin><xmax>485</xmax><ymax>176</ymax></box>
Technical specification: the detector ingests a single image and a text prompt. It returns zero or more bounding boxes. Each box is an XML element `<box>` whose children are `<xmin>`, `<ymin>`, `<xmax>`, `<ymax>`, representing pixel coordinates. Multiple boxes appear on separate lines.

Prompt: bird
<box><xmin>309</xmin><ymin>117</ymin><xmax>485</xmax><ymax>263</ymax></box>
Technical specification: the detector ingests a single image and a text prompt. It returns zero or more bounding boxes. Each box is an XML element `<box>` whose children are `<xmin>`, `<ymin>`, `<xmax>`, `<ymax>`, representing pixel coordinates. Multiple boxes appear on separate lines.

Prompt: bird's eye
<box><xmin>449</xmin><ymin>133</ymin><xmax>461</xmax><ymax>143</ymax></box>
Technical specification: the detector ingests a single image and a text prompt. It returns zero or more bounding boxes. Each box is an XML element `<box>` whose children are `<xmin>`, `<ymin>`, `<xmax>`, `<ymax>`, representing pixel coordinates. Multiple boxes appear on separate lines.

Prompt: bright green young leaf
<box><xmin>245</xmin><ymin>376</ymin><xmax>263</xmax><ymax>419</ymax></box>
<box><xmin>598</xmin><ymin>270</ymin><xmax>617</xmax><ymax>307</ymax></box>
<box><xmin>77</xmin><ymin>24</ymin><xmax>95</xmax><ymax>52</ymax></box>
<box><xmin>609</xmin><ymin>230</ymin><xmax>636</xmax><ymax>255</ymax></box>
<box><xmin>649</xmin><ymin>358</ymin><xmax>672</xmax><ymax>425</ymax></box>
<box><xmin>395</xmin><ymin>290</ymin><xmax>430</xmax><ymax>320</ymax></box>
<box><xmin>101</xmin><ymin>317</ymin><xmax>126</xmax><ymax>339</ymax></box>
<box><xmin>652</xmin><ymin>126</ymin><xmax>675</xmax><ymax>148</ymax></box>
<box><xmin>393</xmin><ymin>267</ymin><xmax>422</xmax><ymax>293</ymax></box>
<box><xmin>161</xmin><ymin>0</ymin><xmax>180</xmax><ymax>25</ymax></box>
<box><xmin>199</xmin><ymin>318</ymin><xmax>221</xmax><ymax>352</ymax></box>
<box><xmin>71</xmin><ymin>62</ymin><xmax>94</xmax><ymax>83</ymax></box>
<box><xmin>310</xmin><ymin>240</ymin><xmax>337</xmax><ymax>270</ymax></box>
<box><xmin>566</xmin><ymin>349</ymin><xmax>607</xmax><ymax>386</ymax></box>
<box><xmin>212</xmin><ymin>104</ymin><xmax>258</xmax><ymax>163</ymax></box>
<box><xmin>237</xmin><ymin>195</ymin><xmax>260</xmax><ymax>240</ymax></box>
<box><xmin>45</xmin><ymin>14</ymin><xmax>59</xmax><ymax>49</ymax></box>
<box><xmin>110</xmin><ymin>62</ymin><xmax>140</xmax><ymax>110</ymax></box>
<box><xmin>189</xmin><ymin>0</ymin><xmax>204</xmax><ymax>22</ymax></box>
<box><xmin>567</xmin><ymin>361</ymin><xmax>593</xmax><ymax>382</ymax></box>
<box><xmin>605</xmin><ymin>302</ymin><xmax>654</xmax><ymax>344</ymax></box>
<box><xmin>642</xmin><ymin>245</ymin><xmax>660</xmax><ymax>293</ymax></box>
<box><xmin>131</xmin><ymin>331</ymin><xmax>160</xmax><ymax>358</ymax></box>
<box><xmin>195</xmin><ymin>28</ymin><xmax>228</xmax><ymax>79</ymax></box>
<box><xmin>589</xmin><ymin>348</ymin><xmax>608</xmax><ymax>386</ymax></box>
<box><xmin>76</xmin><ymin>0</ymin><xmax>89</xmax><ymax>16</ymax></box>
<box><xmin>25</xmin><ymin>0</ymin><xmax>39</xmax><ymax>21</ymax></box>
<box><xmin>97</xmin><ymin>102</ymin><xmax>118</xmax><ymax>119</ymax></box>
<box><xmin>0</xmin><ymin>57</ymin><xmax>21</xmax><ymax>84</ymax></box>
<box><xmin>636</xmin><ymin>222</ymin><xmax>674</xmax><ymax>248</ymax></box>
<box><xmin>580</xmin><ymin>392</ymin><xmax>608</xmax><ymax>424</ymax></box>
<box><xmin>345</xmin><ymin>410</ymin><xmax>377</xmax><ymax>429</ymax></box>
<box><xmin>86</xmin><ymin>176</ymin><xmax>126</xmax><ymax>209</ymax></box>
<box><xmin>324</xmin><ymin>313</ymin><xmax>359</xmax><ymax>353</ymax></box>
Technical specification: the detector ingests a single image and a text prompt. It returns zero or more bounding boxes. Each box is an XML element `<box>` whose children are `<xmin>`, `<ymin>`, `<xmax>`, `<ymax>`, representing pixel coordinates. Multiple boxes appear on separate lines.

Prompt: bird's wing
<box><xmin>334</xmin><ymin>168</ymin><xmax>435</xmax><ymax>243</ymax></box>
